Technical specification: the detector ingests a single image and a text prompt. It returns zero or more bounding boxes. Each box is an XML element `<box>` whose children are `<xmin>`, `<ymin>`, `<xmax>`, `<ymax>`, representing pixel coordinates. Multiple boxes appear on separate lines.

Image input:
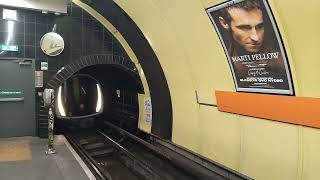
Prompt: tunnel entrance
<box><xmin>57</xmin><ymin>74</ymin><xmax>103</xmax><ymax>118</ymax></box>
<box><xmin>55</xmin><ymin>63</ymin><xmax>144</xmax><ymax>134</ymax></box>
<box><xmin>43</xmin><ymin>54</ymin><xmax>144</xmax><ymax>135</ymax></box>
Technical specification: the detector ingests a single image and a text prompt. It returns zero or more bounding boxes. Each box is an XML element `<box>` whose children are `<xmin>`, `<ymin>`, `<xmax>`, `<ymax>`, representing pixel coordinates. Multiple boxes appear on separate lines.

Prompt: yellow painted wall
<box><xmin>198</xmin><ymin>106</ymin><xmax>240</xmax><ymax>170</ymax></box>
<box><xmin>114</xmin><ymin>0</ymin><xmax>201</xmax><ymax>152</ymax></box>
<box><xmin>302</xmin><ymin>127</ymin><xmax>320</xmax><ymax>180</ymax></box>
<box><xmin>85</xmin><ymin>0</ymin><xmax>320</xmax><ymax>179</ymax></box>
<box><xmin>269</xmin><ymin>0</ymin><xmax>320</xmax><ymax>97</ymax></box>
<box><xmin>238</xmin><ymin>116</ymin><xmax>299</xmax><ymax>179</ymax></box>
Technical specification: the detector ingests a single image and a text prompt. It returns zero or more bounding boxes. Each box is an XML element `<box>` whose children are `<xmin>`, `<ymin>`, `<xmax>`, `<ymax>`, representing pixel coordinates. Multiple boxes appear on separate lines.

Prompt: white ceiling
<box><xmin>0</xmin><ymin>0</ymin><xmax>70</xmax><ymax>14</ymax></box>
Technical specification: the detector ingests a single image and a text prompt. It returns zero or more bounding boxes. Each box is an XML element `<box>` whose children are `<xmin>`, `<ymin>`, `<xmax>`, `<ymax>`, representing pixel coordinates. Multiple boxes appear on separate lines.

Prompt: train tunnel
<box><xmin>0</xmin><ymin>0</ymin><xmax>320</xmax><ymax>180</ymax></box>
<box><xmin>55</xmin><ymin>64</ymin><xmax>144</xmax><ymax>133</ymax></box>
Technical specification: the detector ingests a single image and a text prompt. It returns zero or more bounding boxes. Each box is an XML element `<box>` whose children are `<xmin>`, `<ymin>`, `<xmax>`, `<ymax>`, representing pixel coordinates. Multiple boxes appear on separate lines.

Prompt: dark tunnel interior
<box><xmin>55</xmin><ymin>64</ymin><xmax>144</xmax><ymax>134</ymax></box>
<box><xmin>60</xmin><ymin>74</ymin><xmax>101</xmax><ymax>117</ymax></box>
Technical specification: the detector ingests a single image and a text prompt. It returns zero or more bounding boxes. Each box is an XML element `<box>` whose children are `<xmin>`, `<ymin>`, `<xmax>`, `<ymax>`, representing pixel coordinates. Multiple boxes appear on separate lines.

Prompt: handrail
<box><xmin>0</xmin><ymin>97</ymin><xmax>24</xmax><ymax>102</ymax></box>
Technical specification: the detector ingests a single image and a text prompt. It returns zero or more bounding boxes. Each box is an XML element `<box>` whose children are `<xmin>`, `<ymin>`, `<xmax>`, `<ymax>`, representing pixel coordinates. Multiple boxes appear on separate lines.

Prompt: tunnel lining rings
<box><xmin>45</xmin><ymin>54</ymin><xmax>143</xmax><ymax>91</ymax></box>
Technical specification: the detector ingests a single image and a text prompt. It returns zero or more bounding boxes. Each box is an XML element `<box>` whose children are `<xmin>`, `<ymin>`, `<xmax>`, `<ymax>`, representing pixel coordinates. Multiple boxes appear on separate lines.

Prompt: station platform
<box><xmin>0</xmin><ymin>135</ymin><xmax>95</xmax><ymax>180</ymax></box>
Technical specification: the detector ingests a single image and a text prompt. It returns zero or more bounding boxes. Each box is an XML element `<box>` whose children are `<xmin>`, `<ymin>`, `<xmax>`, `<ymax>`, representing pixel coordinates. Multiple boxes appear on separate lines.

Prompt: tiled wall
<box><xmin>0</xmin><ymin>3</ymin><xmax>127</xmax><ymax>82</ymax></box>
<box><xmin>0</xmin><ymin>3</ymin><xmax>128</xmax><ymax>137</ymax></box>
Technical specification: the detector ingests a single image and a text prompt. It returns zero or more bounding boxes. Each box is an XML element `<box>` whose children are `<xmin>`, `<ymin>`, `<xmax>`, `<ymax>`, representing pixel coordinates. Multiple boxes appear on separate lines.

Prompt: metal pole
<box><xmin>44</xmin><ymin>89</ymin><xmax>56</xmax><ymax>155</ymax></box>
<box><xmin>46</xmin><ymin>107</ymin><xmax>56</xmax><ymax>154</ymax></box>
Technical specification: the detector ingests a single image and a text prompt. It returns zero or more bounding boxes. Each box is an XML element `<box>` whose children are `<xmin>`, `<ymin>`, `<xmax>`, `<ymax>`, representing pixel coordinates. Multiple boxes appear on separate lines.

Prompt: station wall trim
<box><xmin>216</xmin><ymin>91</ymin><xmax>320</xmax><ymax>128</ymax></box>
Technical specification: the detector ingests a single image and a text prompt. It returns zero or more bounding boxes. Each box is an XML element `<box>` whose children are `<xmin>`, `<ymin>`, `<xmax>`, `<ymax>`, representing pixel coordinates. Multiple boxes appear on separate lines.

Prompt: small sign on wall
<box><xmin>0</xmin><ymin>44</ymin><xmax>18</xmax><ymax>51</ymax></box>
<box><xmin>138</xmin><ymin>94</ymin><xmax>152</xmax><ymax>133</ymax></box>
<box><xmin>40</xmin><ymin>62</ymin><xmax>48</xmax><ymax>70</ymax></box>
<box><xmin>144</xmin><ymin>97</ymin><xmax>152</xmax><ymax>123</ymax></box>
<box><xmin>35</xmin><ymin>71</ymin><xmax>43</xmax><ymax>87</ymax></box>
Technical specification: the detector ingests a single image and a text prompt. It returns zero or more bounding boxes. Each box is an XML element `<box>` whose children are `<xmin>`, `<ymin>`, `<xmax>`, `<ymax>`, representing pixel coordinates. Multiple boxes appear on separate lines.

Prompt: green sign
<box><xmin>0</xmin><ymin>91</ymin><xmax>22</xmax><ymax>98</ymax></box>
<box><xmin>0</xmin><ymin>44</ymin><xmax>18</xmax><ymax>51</ymax></box>
<box><xmin>0</xmin><ymin>91</ymin><xmax>22</xmax><ymax>95</ymax></box>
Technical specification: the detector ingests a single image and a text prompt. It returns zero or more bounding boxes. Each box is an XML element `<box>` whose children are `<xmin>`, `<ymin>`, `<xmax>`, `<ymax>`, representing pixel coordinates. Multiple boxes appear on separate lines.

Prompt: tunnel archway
<box><xmin>74</xmin><ymin>0</ymin><xmax>173</xmax><ymax>139</ymax></box>
<box><xmin>40</xmin><ymin>54</ymin><xmax>144</xmax><ymax>134</ymax></box>
<box><xmin>46</xmin><ymin>54</ymin><xmax>142</xmax><ymax>90</ymax></box>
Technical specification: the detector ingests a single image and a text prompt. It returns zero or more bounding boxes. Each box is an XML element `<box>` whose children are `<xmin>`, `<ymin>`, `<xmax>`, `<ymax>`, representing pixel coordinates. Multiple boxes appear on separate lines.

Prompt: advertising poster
<box><xmin>207</xmin><ymin>0</ymin><xmax>293</xmax><ymax>94</ymax></box>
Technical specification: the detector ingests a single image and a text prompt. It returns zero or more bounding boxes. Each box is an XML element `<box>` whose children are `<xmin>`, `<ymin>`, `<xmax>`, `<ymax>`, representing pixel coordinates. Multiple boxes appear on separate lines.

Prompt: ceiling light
<box><xmin>3</xmin><ymin>9</ymin><xmax>17</xmax><ymax>20</ymax></box>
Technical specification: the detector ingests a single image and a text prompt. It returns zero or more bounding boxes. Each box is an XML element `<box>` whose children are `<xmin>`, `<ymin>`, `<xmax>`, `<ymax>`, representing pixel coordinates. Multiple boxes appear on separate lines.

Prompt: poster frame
<box><xmin>207</xmin><ymin>0</ymin><xmax>294</xmax><ymax>95</ymax></box>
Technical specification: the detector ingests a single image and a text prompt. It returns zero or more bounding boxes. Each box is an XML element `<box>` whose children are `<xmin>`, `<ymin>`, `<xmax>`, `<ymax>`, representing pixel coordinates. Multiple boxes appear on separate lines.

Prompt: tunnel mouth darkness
<box><xmin>46</xmin><ymin>55</ymin><xmax>144</xmax><ymax>135</ymax></box>
<box><xmin>56</xmin><ymin>64</ymin><xmax>143</xmax><ymax>134</ymax></box>
<box><xmin>56</xmin><ymin>73</ymin><xmax>103</xmax><ymax>119</ymax></box>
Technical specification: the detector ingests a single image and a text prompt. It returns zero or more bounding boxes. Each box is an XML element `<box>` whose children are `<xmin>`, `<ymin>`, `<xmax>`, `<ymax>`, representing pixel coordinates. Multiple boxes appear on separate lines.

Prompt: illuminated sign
<box><xmin>0</xmin><ymin>44</ymin><xmax>18</xmax><ymax>51</ymax></box>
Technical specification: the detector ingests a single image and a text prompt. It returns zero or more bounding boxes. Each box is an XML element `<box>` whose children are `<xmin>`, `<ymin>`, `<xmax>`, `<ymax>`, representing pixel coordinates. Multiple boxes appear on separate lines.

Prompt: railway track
<box><xmin>64</xmin><ymin>126</ymin><xmax>197</xmax><ymax>180</ymax></box>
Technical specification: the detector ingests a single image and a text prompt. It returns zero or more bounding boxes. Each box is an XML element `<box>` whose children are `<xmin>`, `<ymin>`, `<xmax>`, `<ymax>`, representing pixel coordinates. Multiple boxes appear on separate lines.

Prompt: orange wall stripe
<box><xmin>215</xmin><ymin>91</ymin><xmax>320</xmax><ymax>128</ymax></box>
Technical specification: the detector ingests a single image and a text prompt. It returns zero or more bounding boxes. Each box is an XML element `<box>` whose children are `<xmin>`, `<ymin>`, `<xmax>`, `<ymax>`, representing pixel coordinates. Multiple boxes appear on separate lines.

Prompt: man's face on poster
<box><xmin>220</xmin><ymin>7</ymin><xmax>265</xmax><ymax>53</ymax></box>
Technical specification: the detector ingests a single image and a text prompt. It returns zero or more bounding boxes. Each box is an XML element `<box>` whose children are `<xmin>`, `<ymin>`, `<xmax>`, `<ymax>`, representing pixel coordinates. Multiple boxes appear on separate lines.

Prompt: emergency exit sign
<box><xmin>0</xmin><ymin>44</ymin><xmax>18</xmax><ymax>51</ymax></box>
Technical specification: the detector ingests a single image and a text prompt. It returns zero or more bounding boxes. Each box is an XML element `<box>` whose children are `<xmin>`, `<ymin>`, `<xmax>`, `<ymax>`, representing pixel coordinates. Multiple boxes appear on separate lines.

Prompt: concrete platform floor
<box><xmin>0</xmin><ymin>135</ymin><xmax>95</xmax><ymax>180</ymax></box>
